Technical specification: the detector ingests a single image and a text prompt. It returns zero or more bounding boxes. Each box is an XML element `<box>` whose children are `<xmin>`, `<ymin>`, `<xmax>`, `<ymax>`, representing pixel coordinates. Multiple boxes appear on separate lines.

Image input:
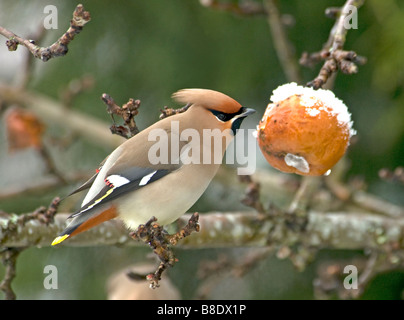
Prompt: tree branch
<box><xmin>0</xmin><ymin>4</ymin><xmax>91</xmax><ymax>62</ymax></box>
<box><xmin>379</xmin><ymin>167</ymin><xmax>404</xmax><ymax>185</ymax></box>
<box><xmin>263</xmin><ymin>0</ymin><xmax>302</xmax><ymax>83</ymax></box>
<box><xmin>0</xmin><ymin>248</ymin><xmax>23</xmax><ymax>300</ymax></box>
<box><xmin>159</xmin><ymin>104</ymin><xmax>191</xmax><ymax>120</ymax></box>
<box><xmin>101</xmin><ymin>94</ymin><xmax>141</xmax><ymax>139</ymax></box>
<box><xmin>301</xmin><ymin>0</ymin><xmax>367</xmax><ymax>89</ymax></box>
<box><xmin>199</xmin><ymin>0</ymin><xmax>267</xmax><ymax>16</ymax></box>
<box><xmin>200</xmin><ymin>0</ymin><xmax>302</xmax><ymax>83</ymax></box>
<box><xmin>1</xmin><ymin>208</ymin><xmax>404</xmax><ymax>251</ymax></box>
<box><xmin>0</xmin><ymin>84</ymin><xmax>124</xmax><ymax>149</ymax></box>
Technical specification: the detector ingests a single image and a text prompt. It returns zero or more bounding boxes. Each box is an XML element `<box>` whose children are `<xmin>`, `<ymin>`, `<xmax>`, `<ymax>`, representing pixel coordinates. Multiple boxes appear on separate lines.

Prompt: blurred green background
<box><xmin>0</xmin><ymin>0</ymin><xmax>403</xmax><ymax>299</ymax></box>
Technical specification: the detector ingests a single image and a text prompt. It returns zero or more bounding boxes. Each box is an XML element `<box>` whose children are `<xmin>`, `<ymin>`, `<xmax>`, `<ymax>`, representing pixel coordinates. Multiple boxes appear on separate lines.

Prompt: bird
<box><xmin>52</xmin><ymin>89</ymin><xmax>255</xmax><ymax>245</ymax></box>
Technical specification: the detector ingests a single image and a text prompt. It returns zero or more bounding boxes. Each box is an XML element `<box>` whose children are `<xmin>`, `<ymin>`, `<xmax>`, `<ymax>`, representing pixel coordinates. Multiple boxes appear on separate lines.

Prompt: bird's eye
<box><xmin>210</xmin><ymin>109</ymin><xmax>230</xmax><ymax>122</ymax></box>
<box><xmin>216</xmin><ymin>113</ymin><xmax>227</xmax><ymax>122</ymax></box>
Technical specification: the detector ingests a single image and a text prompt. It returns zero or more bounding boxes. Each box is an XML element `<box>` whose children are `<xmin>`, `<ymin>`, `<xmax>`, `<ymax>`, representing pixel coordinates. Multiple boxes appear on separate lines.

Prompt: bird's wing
<box><xmin>52</xmin><ymin>166</ymin><xmax>175</xmax><ymax>245</ymax></box>
<box><xmin>65</xmin><ymin>171</ymin><xmax>99</xmax><ymax>198</ymax></box>
<box><xmin>64</xmin><ymin>157</ymin><xmax>109</xmax><ymax>198</ymax></box>
<box><xmin>69</xmin><ymin>166</ymin><xmax>173</xmax><ymax>220</ymax></box>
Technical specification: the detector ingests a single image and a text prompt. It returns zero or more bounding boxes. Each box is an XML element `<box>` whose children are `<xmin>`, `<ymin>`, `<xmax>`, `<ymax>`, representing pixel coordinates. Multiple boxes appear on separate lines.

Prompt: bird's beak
<box><xmin>229</xmin><ymin>107</ymin><xmax>256</xmax><ymax>134</ymax></box>
<box><xmin>237</xmin><ymin>107</ymin><xmax>256</xmax><ymax>119</ymax></box>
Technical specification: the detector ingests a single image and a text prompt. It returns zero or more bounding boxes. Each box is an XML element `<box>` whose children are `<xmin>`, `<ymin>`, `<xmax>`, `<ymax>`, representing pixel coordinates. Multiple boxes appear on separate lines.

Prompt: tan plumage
<box><xmin>52</xmin><ymin>89</ymin><xmax>254</xmax><ymax>245</ymax></box>
<box><xmin>172</xmin><ymin>88</ymin><xmax>242</xmax><ymax>114</ymax></box>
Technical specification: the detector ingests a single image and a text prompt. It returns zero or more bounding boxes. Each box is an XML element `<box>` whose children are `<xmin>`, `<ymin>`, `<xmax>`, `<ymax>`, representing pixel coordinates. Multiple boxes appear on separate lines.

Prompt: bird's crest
<box><xmin>172</xmin><ymin>89</ymin><xmax>242</xmax><ymax>114</ymax></box>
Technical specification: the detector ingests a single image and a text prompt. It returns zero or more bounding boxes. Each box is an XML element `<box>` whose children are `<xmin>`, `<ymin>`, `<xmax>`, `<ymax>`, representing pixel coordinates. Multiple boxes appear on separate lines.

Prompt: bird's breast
<box><xmin>116</xmin><ymin>162</ymin><xmax>220</xmax><ymax>230</ymax></box>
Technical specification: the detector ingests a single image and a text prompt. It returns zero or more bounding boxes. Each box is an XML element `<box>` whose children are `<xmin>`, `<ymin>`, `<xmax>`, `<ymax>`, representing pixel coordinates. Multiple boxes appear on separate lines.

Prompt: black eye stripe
<box><xmin>209</xmin><ymin>108</ymin><xmax>245</xmax><ymax>122</ymax></box>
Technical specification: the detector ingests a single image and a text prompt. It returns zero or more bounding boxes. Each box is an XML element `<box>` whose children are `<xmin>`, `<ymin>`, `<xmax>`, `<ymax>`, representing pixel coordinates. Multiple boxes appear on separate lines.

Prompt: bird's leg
<box><xmin>129</xmin><ymin>213</ymin><xmax>200</xmax><ymax>289</ymax></box>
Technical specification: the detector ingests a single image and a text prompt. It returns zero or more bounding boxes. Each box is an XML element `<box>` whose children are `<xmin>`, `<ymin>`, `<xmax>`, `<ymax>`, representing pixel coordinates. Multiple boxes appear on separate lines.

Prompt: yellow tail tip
<box><xmin>51</xmin><ymin>234</ymin><xmax>70</xmax><ymax>246</ymax></box>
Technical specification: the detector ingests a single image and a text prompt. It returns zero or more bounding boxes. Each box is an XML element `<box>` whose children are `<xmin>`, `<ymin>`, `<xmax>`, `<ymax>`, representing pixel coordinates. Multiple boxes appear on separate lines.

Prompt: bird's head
<box><xmin>172</xmin><ymin>88</ymin><xmax>255</xmax><ymax>135</ymax></box>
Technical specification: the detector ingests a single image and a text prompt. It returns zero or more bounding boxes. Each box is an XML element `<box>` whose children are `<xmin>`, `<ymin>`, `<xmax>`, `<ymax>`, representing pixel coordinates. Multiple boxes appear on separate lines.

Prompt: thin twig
<box><xmin>0</xmin><ymin>84</ymin><xmax>124</xmax><ymax>149</ymax></box>
<box><xmin>159</xmin><ymin>103</ymin><xmax>191</xmax><ymax>119</ymax></box>
<box><xmin>287</xmin><ymin>176</ymin><xmax>322</xmax><ymax>214</ymax></box>
<box><xmin>0</xmin><ymin>247</ymin><xmax>24</xmax><ymax>300</ymax></box>
<box><xmin>129</xmin><ymin>213</ymin><xmax>200</xmax><ymax>288</ymax></box>
<box><xmin>37</xmin><ymin>146</ymin><xmax>68</xmax><ymax>185</ymax></box>
<box><xmin>239</xmin><ymin>175</ymin><xmax>266</xmax><ymax>214</ymax></box>
<box><xmin>351</xmin><ymin>190</ymin><xmax>404</xmax><ymax>218</ymax></box>
<box><xmin>0</xmin><ymin>4</ymin><xmax>90</xmax><ymax>62</ymax></box>
<box><xmin>332</xmin><ymin>0</ymin><xmax>365</xmax><ymax>51</ymax></box>
<box><xmin>199</xmin><ymin>0</ymin><xmax>267</xmax><ymax>16</ymax></box>
<box><xmin>379</xmin><ymin>167</ymin><xmax>404</xmax><ymax>185</ymax></box>
<box><xmin>0</xmin><ymin>172</ymin><xmax>88</xmax><ymax>200</ymax></box>
<box><xmin>101</xmin><ymin>93</ymin><xmax>141</xmax><ymax>139</ymax></box>
<box><xmin>60</xmin><ymin>75</ymin><xmax>95</xmax><ymax>108</ymax></box>
<box><xmin>195</xmin><ymin>248</ymin><xmax>272</xmax><ymax>298</ymax></box>
<box><xmin>200</xmin><ymin>0</ymin><xmax>301</xmax><ymax>83</ymax></box>
<box><xmin>19</xmin><ymin>24</ymin><xmax>47</xmax><ymax>88</ymax></box>
<box><xmin>263</xmin><ymin>0</ymin><xmax>302</xmax><ymax>83</ymax></box>
<box><xmin>303</xmin><ymin>0</ymin><xmax>366</xmax><ymax>89</ymax></box>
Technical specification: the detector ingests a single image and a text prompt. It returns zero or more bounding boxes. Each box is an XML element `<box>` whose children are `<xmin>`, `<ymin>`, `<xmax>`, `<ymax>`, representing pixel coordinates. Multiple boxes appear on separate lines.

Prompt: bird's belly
<box><xmin>117</xmin><ymin>164</ymin><xmax>218</xmax><ymax>230</ymax></box>
<box><xmin>118</xmin><ymin>192</ymin><xmax>197</xmax><ymax>230</ymax></box>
